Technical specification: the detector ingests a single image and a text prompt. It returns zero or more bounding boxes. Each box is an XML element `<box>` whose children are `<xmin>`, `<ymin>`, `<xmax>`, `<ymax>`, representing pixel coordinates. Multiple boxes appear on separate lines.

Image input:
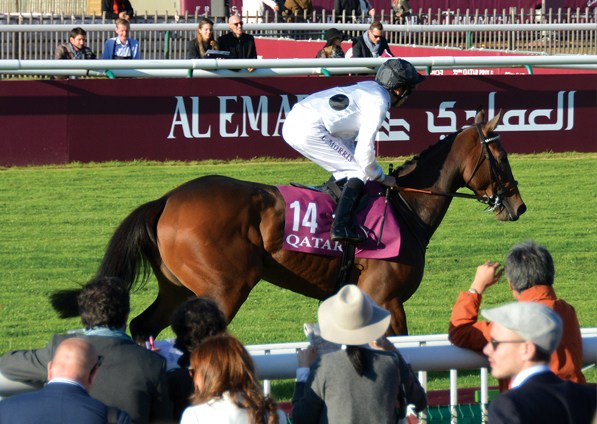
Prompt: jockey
<box><xmin>282</xmin><ymin>58</ymin><xmax>425</xmax><ymax>244</ymax></box>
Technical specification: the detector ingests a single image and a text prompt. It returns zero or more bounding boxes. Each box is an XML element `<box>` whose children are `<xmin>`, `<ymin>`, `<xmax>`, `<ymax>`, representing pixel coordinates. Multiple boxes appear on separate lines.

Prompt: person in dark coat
<box><xmin>0</xmin><ymin>338</ymin><xmax>130</xmax><ymax>424</ymax></box>
<box><xmin>316</xmin><ymin>28</ymin><xmax>346</xmax><ymax>58</ymax></box>
<box><xmin>167</xmin><ymin>298</ymin><xmax>228</xmax><ymax>421</ymax></box>
<box><xmin>188</xmin><ymin>18</ymin><xmax>218</xmax><ymax>59</ymax></box>
<box><xmin>351</xmin><ymin>21</ymin><xmax>393</xmax><ymax>58</ymax></box>
<box><xmin>102</xmin><ymin>0</ymin><xmax>134</xmax><ymax>20</ymax></box>
<box><xmin>0</xmin><ymin>277</ymin><xmax>173</xmax><ymax>424</ymax></box>
<box><xmin>217</xmin><ymin>15</ymin><xmax>257</xmax><ymax>72</ymax></box>
<box><xmin>481</xmin><ymin>302</ymin><xmax>596</xmax><ymax>424</ymax></box>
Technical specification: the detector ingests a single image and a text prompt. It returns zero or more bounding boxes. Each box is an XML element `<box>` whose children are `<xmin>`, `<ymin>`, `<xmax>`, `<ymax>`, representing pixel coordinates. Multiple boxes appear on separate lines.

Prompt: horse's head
<box><xmin>463</xmin><ymin>109</ymin><xmax>526</xmax><ymax>221</ymax></box>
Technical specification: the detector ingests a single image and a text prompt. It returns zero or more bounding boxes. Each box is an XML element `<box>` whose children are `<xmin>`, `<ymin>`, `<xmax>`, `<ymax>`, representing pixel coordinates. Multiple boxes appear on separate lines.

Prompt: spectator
<box><xmin>180</xmin><ymin>334</ymin><xmax>286</xmax><ymax>424</ymax></box>
<box><xmin>101</xmin><ymin>19</ymin><xmax>140</xmax><ymax>60</ymax></box>
<box><xmin>282</xmin><ymin>0</ymin><xmax>313</xmax><ymax>22</ymax></box>
<box><xmin>316</xmin><ymin>28</ymin><xmax>346</xmax><ymax>58</ymax></box>
<box><xmin>102</xmin><ymin>0</ymin><xmax>134</xmax><ymax>20</ymax></box>
<box><xmin>291</xmin><ymin>284</ymin><xmax>427</xmax><ymax>424</ymax></box>
<box><xmin>449</xmin><ymin>240</ymin><xmax>586</xmax><ymax>392</ymax></box>
<box><xmin>0</xmin><ymin>338</ymin><xmax>131</xmax><ymax>424</ymax></box>
<box><xmin>54</xmin><ymin>27</ymin><xmax>97</xmax><ymax>80</ymax></box>
<box><xmin>282</xmin><ymin>59</ymin><xmax>424</xmax><ymax>244</ymax></box>
<box><xmin>481</xmin><ymin>302</ymin><xmax>596</xmax><ymax>424</ymax></box>
<box><xmin>168</xmin><ymin>298</ymin><xmax>228</xmax><ymax>421</ymax></box>
<box><xmin>55</xmin><ymin>27</ymin><xmax>96</xmax><ymax>61</ymax></box>
<box><xmin>188</xmin><ymin>18</ymin><xmax>218</xmax><ymax>59</ymax></box>
<box><xmin>0</xmin><ymin>277</ymin><xmax>173</xmax><ymax>424</ymax></box>
<box><xmin>334</xmin><ymin>0</ymin><xmax>374</xmax><ymax>20</ymax></box>
<box><xmin>243</xmin><ymin>0</ymin><xmax>279</xmax><ymax>23</ymax></box>
<box><xmin>352</xmin><ymin>21</ymin><xmax>393</xmax><ymax>58</ymax></box>
<box><xmin>217</xmin><ymin>15</ymin><xmax>257</xmax><ymax>71</ymax></box>
<box><xmin>392</xmin><ymin>0</ymin><xmax>411</xmax><ymax>21</ymax></box>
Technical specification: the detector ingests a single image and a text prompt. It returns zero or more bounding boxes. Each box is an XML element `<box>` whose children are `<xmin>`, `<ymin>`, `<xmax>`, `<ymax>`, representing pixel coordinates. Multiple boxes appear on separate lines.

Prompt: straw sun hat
<box><xmin>318</xmin><ymin>285</ymin><xmax>391</xmax><ymax>345</ymax></box>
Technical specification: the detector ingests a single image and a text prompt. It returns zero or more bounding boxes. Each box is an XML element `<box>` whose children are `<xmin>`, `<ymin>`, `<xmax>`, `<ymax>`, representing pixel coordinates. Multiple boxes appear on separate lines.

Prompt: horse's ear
<box><xmin>474</xmin><ymin>106</ymin><xmax>485</xmax><ymax>124</ymax></box>
<box><xmin>486</xmin><ymin>109</ymin><xmax>503</xmax><ymax>132</ymax></box>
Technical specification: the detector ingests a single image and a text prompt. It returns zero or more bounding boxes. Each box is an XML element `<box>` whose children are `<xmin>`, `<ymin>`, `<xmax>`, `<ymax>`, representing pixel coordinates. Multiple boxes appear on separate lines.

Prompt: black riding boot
<box><xmin>330</xmin><ymin>178</ymin><xmax>368</xmax><ymax>244</ymax></box>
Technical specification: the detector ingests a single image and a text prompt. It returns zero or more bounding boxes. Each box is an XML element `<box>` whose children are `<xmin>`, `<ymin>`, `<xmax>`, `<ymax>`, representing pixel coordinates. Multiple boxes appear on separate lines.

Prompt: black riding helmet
<box><xmin>375</xmin><ymin>59</ymin><xmax>426</xmax><ymax>91</ymax></box>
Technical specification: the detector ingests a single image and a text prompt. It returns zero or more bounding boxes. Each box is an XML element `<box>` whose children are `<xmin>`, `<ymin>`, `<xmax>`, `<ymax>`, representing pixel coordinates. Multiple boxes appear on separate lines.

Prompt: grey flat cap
<box><xmin>481</xmin><ymin>302</ymin><xmax>563</xmax><ymax>355</ymax></box>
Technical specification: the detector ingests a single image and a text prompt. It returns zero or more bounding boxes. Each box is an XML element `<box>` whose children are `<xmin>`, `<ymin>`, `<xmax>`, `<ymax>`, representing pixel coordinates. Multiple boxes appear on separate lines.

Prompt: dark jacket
<box><xmin>102</xmin><ymin>0</ymin><xmax>134</xmax><ymax>20</ymax></box>
<box><xmin>55</xmin><ymin>43</ymin><xmax>96</xmax><ymax>60</ymax></box>
<box><xmin>333</xmin><ymin>0</ymin><xmax>361</xmax><ymax>15</ymax></box>
<box><xmin>187</xmin><ymin>39</ymin><xmax>219</xmax><ymax>59</ymax></box>
<box><xmin>0</xmin><ymin>333</ymin><xmax>172</xmax><ymax>424</ymax></box>
<box><xmin>351</xmin><ymin>33</ymin><xmax>393</xmax><ymax>58</ymax></box>
<box><xmin>488</xmin><ymin>371</ymin><xmax>597</xmax><ymax>424</ymax></box>
<box><xmin>0</xmin><ymin>382</ymin><xmax>130</xmax><ymax>424</ymax></box>
<box><xmin>216</xmin><ymin>32</ymin><xmax>257</xmax><ymax>59</ymax></box>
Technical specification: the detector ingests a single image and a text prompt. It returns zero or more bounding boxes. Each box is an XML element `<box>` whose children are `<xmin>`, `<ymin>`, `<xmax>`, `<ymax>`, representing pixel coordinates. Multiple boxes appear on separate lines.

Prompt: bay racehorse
<box><xmin>52</xmin><ymin>109</ymin><xmax>525</xmax><ymax>344</ymax></box>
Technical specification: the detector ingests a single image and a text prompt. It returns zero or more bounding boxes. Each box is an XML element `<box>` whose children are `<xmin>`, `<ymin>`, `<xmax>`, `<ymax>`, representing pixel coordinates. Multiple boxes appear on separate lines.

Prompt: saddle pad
<box><xmin>276</xmin><ymin>181</ymin><xmax>401</xmax><ymax>259</ymax></box>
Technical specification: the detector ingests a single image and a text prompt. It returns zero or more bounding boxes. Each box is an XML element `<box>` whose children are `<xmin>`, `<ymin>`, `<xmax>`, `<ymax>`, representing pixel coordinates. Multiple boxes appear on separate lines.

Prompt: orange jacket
<box><xmin>449</xmin><ymin>285</ymin><xmax>585</xmax><ymax>392</ymax></box>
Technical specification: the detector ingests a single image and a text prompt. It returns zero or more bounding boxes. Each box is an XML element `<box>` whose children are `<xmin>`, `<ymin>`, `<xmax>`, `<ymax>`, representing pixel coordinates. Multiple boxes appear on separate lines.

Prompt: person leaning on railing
<box><xmin>449</xmin><ymin>240</ymin><xmax>586</xmax><ymax>392</ymax></box>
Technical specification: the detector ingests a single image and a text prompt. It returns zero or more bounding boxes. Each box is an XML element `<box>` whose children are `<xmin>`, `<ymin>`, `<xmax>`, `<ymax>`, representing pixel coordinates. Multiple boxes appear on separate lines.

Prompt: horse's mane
<box><xmin>394</xmin><ymin>129</ymin><xmax>463</xmax><ymax>177</ymax></box>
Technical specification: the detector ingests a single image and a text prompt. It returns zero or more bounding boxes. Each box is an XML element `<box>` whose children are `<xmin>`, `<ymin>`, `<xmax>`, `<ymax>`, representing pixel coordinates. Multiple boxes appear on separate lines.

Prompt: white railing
<box><xmin>0</xmin><ymin>55</ymin><xmax>596</xmax><ymax>78</ymax></box>
<box><xmin>1</xmin><ymin>328</ymin><xmax>595</xmax><ymax>405</ymax></box>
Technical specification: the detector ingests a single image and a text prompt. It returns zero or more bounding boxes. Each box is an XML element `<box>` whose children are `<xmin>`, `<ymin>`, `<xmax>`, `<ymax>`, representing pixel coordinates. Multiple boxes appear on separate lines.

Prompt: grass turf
<box><xmin>0</xmin><ymin>153</ymin><xmax>595</xmax><ymax>399</ymax></box>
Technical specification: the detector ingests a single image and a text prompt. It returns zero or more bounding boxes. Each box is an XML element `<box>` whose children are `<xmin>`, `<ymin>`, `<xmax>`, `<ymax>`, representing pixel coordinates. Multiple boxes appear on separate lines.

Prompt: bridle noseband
<box><xmin>464</xmin><ymin>123</ymin><xmax>519</xmax><ymax>213</ymax></box>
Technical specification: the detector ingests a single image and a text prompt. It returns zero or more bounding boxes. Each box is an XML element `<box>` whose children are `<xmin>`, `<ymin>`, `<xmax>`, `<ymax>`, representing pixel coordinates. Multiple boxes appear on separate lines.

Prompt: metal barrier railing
<box><xmin>0</xmin><ymin>7</ymin><xmax>595</xmax><ymax>61</ymax></box>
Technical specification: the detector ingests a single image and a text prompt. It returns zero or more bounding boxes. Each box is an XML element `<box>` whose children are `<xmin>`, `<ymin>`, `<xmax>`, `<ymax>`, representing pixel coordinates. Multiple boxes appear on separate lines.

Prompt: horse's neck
<box><xmin>399</xmin><ymin>135</ymin><xmax>469</xmax><ymax>238</ymax></box>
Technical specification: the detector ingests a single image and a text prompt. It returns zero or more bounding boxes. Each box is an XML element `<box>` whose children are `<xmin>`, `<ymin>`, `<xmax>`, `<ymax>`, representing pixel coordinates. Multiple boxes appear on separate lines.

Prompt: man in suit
<box><xmin>217</xmin><ymin>15</ymin><xmax>257</xmax><ymax>72</ymax></box>
<box><xmin>0</xmin><ymin>277</ymin><xmax>173</xmax><ymax>424</ymax></box>
<box><xmin>351</xmin><ymin>21</ymin><xmax>393</xmax><ymax>58</ymax></box>
<box><xmin>0</xmin><ymin>338</ymin><xmax>130</xmax><ymax>424</ymax></box>
<box><xmin>481</xmin><ymin>302</ymin><xmax>596</xmax><ymax>424</ymax></box>
<box><xmin>101</xmin><ymin>19</ymin><xmax>140</xmax><ymax>60</ymax></box>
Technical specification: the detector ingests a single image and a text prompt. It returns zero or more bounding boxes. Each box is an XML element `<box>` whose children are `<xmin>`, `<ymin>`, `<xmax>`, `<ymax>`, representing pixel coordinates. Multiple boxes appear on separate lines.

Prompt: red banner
<box><xmin>0</xmin><ymin>74</ymin><xmax>595</xmax><ymax>167</ymax></box>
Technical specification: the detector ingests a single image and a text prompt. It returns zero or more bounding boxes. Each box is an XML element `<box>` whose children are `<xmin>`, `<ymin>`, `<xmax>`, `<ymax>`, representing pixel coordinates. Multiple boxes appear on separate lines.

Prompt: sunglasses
<box><xmin>232</xmin><ymin>22</ymin><xmax>243</xmax><ymax>26</ymax></box>
<box><xmin>490</xmin><ymin>339</ymin><xmax>525</xmax><ymax>350</ymax></box>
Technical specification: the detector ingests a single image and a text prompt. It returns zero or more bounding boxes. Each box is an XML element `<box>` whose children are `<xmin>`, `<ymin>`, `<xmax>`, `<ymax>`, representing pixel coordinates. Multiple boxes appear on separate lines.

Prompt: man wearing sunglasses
<box><xmin>0</xmin><ymin>338</ymin><xmax>130</xmax><ymax>423</ymax></box>
<box><xmin>352</xmin><ymin>21</ymin><xmax>393</xmax><ymax>58</ymax></box>
<box><xmin>217</xmin><ymin>15</ymin><xmax>257</xmax><ymax>72</ymax></box>
<box><xmin>449</xmin><ymin>240</ymin><xmax>585</xmax><ymax>392</ymax></box>
<box><xmin>282</xmin><ymin>58</ymin><xmax>424</xmax><ymax>244</ymax></box>
<box><xmin>480</xmin><ymin>302</ymin><xmax>596</xmax><ymax>424</ymax></box>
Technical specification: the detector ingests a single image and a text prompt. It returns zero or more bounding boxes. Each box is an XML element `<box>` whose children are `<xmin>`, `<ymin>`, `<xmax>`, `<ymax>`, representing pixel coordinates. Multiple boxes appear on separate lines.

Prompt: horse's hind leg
<box><xmin>129</xmin><ymin>263</ymin><xmax>194</xmax><ymax>344</ymax></box>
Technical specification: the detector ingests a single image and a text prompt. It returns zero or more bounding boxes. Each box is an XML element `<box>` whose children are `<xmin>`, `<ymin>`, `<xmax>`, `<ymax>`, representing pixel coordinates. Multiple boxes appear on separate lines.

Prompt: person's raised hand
<box><xmin>470</xmin><ymin>261</ymin><xmax>503</xmax><ymax>295</ymax></box>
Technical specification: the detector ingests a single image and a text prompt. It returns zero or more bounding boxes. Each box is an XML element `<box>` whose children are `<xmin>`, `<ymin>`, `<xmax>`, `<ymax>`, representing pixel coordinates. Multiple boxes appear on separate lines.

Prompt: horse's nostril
<box><xmin>517</xmin><ymin>204</ymin><xmax>527</xmax><ymax>216</ymax></box>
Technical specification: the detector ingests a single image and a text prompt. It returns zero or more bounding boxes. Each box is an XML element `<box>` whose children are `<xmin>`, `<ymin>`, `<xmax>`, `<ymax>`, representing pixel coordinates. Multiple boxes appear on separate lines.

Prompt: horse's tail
<box><xmin>50</xmin><ymin>196</ymin><xmax>168</xmax><ymax>318</ymax></box>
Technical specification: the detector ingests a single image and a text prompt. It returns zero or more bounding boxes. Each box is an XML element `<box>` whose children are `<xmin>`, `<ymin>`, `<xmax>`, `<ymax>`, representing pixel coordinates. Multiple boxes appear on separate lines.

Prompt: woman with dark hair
<box><xmin>291</xmin><ymin>284</ymin><xmax>427</xmax><ymax>424</ymax></box>
<box><xmin>181</xmin><ymin>334</ymin><xmax>286</xmax><ymax>424</ymax></box>
<box><xmin>316</xmin><ymin>28</ymin><xmax>346</xmax><ymax>58</ymax></box>
<box><xmin>167</xmin><ymin>298</ymin><xmax>227</xmax><ymax>421</ymax></box>
<box><xmin>188</xmin><ymin>18</ymin><xmax>218</xmax><ymax>59</ymax></box>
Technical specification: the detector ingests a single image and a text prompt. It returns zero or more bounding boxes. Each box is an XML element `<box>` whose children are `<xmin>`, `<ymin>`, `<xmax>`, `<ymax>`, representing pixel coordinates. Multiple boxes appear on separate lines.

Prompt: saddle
<box><xmin>290</xmin><ymin>177</ymin><xmax>371</xmax><ymax>293</ymax></box>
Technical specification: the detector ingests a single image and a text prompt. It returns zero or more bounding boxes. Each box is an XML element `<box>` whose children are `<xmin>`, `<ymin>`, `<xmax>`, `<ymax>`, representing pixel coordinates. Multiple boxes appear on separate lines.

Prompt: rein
<box><xmin>392</xmin><ymin>123</ymin><xmax>519</xmax><ymax>212</ymax></box>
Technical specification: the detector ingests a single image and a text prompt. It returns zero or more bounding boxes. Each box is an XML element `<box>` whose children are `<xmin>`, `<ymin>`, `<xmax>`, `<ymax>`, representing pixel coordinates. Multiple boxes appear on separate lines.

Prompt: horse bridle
<box><xmin>463</xmin><ymin>123</ymin><xmax>519</xmax><ymax>212</ymax></box>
